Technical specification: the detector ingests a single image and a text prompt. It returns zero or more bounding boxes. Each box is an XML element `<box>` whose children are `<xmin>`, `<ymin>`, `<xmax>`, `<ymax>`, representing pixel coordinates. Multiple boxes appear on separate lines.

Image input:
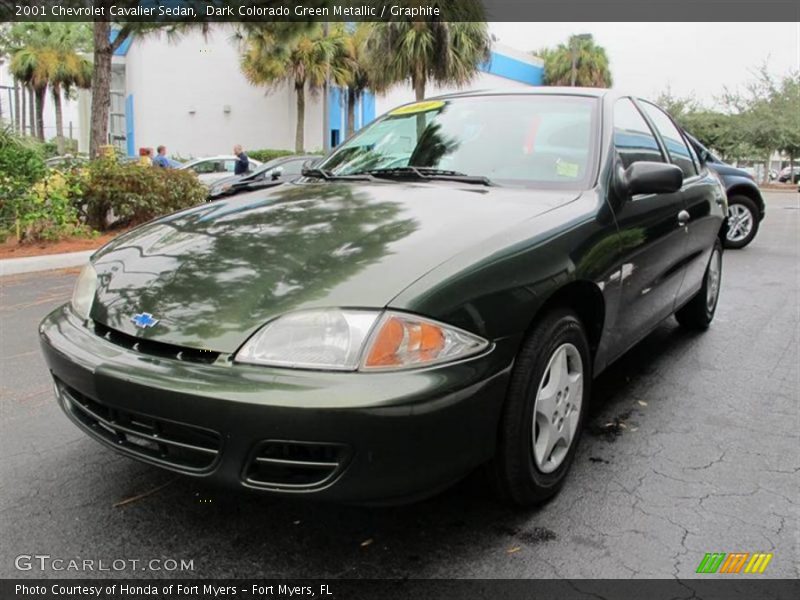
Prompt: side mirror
<box><xmin>623</xmin><ymin>161</ymin><xmax>683</xmax><ymax>196</ymax></box>
<box><xmin>270</xmin><ymin>166</ymin><xmax>283</xmax><ymax>181</ymax></box>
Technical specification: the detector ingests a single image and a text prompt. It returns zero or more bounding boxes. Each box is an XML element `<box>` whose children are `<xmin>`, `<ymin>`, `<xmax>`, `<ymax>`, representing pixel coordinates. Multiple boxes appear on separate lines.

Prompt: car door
<box><xmin>637</xmin><ymin>100</ymin><xmax>722</xmax><ymax>310</ymax></box>
<box><xmin>608</xmin><ymin>97</ymin><xmax>691</xmax><ymax>354</ymax></box>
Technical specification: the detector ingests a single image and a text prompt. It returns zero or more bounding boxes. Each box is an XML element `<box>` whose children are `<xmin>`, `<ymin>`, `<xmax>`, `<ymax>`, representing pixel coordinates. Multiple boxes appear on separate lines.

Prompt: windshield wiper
<box><xmin>366</xmin><ymin>166</ymin><xmax>493</xmax><ymax>186</ymax></box>
<box><xmin>301</xmin><ymin>167</ymin><xmax>375</xmax><ymax>181</ymax></box>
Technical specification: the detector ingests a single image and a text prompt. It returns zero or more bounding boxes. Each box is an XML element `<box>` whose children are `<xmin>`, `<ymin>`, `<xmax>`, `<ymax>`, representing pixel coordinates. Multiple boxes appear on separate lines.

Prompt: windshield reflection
<box><xmin>318</xmin><ymin>95</ymin><xmax>599</xmax><ymax>188</ymax></box>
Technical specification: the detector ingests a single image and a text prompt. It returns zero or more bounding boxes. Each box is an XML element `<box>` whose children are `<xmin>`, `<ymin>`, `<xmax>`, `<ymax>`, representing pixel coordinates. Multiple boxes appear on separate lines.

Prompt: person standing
<box><xmin>138</xmin><ymin>147</ymin><xmax>153</xmax><ymax>166</ymax></box>
<box><xmin>233</xmin><ymin>144</ymin><xmax>250</xmax><ymax>175</ymax></box>
<box><xmin>153</xmin><ymin>145</ymin><xmax>173</xmax><ymax>168</ymax></box>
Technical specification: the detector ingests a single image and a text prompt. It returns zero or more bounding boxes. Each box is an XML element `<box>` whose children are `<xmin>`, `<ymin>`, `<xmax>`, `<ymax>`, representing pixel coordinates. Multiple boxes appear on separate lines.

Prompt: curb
<box><xmin>0</xmin><ymin>250</ymin><xmax>93</xmax><ymax>277</ymax></box>
<box><xmin>762</xmin><ymin>187</ymin><xmax>798</xmax><ymax>194</ymax></box>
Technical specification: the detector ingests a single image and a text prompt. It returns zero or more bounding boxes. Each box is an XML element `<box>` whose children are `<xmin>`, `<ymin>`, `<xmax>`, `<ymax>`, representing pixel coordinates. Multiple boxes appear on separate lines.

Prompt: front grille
<box><xmin>59</xmin><ymin>382</ymin><xmax>221</xmax><ymax>473</ymax></box>
<box><xmin>94</xmin><ymin>322</ymin><xmax>219</xmax><ymax>364</ymax></box>
<box><xmin>244</xmin><ymin>441</ymin><xmax>350</xmax><ymax>490</ymax></box>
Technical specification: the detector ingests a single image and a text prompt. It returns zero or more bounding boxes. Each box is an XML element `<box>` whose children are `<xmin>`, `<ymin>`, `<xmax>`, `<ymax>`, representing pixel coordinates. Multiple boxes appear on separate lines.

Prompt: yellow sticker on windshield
<box><xmin>556</xmin><ymin>160</ymin><xmax>580</xmax><ymax>178</ymax></box>
<box><xmin>389</xmin><ymin>100</ymin><xmax>445</xmax><ymax>116</ymax></box>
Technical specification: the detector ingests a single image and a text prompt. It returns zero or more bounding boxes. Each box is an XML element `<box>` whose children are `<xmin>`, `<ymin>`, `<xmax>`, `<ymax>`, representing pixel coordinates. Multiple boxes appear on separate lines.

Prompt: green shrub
<box><xmin>0</xmin><ymin>127</ymin><xmax>50</xmax><ymax>241</ymax></box>
<box><xmin>247</xmin><ymin>148</ymin><xmax>297</xmax><ymax>163</ymax></box>
<box><xmin>1</xmin><ymin>168</ymin><xmax>89</xmax><ymax>243</ymax></box>
<box><xmin>83</xmin><ymin>158</ymin><xmax>208</xmax><ymax>230</ymax></box>
<box><xmin>0</xmin><ymin>126</ymin><xmax>46</xmax><ymax>185</ymax></box>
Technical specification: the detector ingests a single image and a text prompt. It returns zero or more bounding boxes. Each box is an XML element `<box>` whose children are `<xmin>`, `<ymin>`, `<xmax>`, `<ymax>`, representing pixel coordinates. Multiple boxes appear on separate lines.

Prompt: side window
<box><xmin>613</xmin><ymin>99</ymin><xmax>663</xmax><ymax>169</ymax></box>
<box><xmin>684</xmin><ymin>137</ymin><xmax>701</xmax><ymax>172</ymax></box>
<box><xmin>282</xmin><ymin>159</ymin><xmax>307</xmax><ymax>176</ymax></box>
<box><xmin>640</xmin><ymin>101</ymin><xmax>698</xmax><ymax>179</ymax></box>
<box><xmin>223</xmin><ymin>160</ymin><xmax>237</xmax><ymax>173</ymax></box>
<box><xmin>191</xmin><ymin>161</ymin><xmax>214</xmax><ymax>174</ymax></box>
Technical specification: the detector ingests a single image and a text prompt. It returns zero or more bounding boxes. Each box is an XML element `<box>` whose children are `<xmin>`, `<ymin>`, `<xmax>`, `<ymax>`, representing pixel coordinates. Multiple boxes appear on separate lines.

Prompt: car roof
<box><xmin>186</xmin><ymin>155</ymin><xmax>241</xmax><ymax>162</ymax></box>
<box><xmin>183</xmin><ymin>155</ymin><xmax>262</xmax><ymax>166</ymax></box>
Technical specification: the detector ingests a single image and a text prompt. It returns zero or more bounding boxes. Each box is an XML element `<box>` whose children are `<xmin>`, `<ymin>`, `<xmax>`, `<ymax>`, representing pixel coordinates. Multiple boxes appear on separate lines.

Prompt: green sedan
<box><xmin>40</xmin><ymin>89</ymin><xmax>727</xmax><ymax>505</ymax></box>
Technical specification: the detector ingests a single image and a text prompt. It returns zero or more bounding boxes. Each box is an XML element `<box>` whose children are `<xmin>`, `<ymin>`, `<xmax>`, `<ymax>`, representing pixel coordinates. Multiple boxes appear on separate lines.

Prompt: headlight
<box><xmin>70</xmin><ymin>263</ymin><xmax>97</xmax><ymax>320</ymax></box>
<box><xmin>235</xmin><ymin>309</ymin><xmax>489</xmax><ymax>372</ymax></box>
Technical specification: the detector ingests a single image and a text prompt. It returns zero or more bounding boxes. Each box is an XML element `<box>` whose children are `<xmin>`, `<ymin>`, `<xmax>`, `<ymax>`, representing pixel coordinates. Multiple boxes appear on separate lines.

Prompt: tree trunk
<box><xmin>295</xmin><ymin>83</ymin><xmax>305</xmax><ymax>153</ymax></box>
<box><xmin>19</xmin><ymin>84</ymin><xmax>28</xmax><ymax>135</ymax></box>
<box><xmin>346</xmin><ymin>87</ymin><xmax>357</xmax><ymax>139</ymax></box>
<box><xmin>413</xmin><ymin>73</ymin><xmax>426</xmax><ymax>140</ymax></box>
<box><xmin>570</xmin><ymin>52</ymin><xmax>577</xmax><ymax>87</ymax></box>
<box><xmin>34</xmin><ymin>86</ymin><xmax>46</xmax><ymax>141</ymax></box>
<box><xmin>53</xmin><ymin>84</ymin><xmax>65</xmax><ymax>154</ymax></box>
<box><xmin>28</xmin><ymin>85</ymin><xmax>35</xmax><ymax>137</ymax></box>
<box><xmin>13</xmin><ymin>80</ymin><xmax>22</xmax><ymax>134</ymax></box>
<box><xmin>90</xmin><ymin>21</ymin><xmax>113</xmax><ymax>158</ymax></box>
<box><xmin>414</xmin><ymin>75</ymin><xmax>425</xmax><ymax>102</ymax></box>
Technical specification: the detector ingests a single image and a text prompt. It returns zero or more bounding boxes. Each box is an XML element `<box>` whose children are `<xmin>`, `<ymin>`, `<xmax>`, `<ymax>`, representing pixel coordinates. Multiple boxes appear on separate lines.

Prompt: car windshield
<box><xmin>248</xmin><ymin>157</ymin><xmax>293</xmax><ymax>179</ymax></box>
<box><xmin>316</xmin><ymin>94</ymin><xmax>599</xmax><ymax>188</ymax></box>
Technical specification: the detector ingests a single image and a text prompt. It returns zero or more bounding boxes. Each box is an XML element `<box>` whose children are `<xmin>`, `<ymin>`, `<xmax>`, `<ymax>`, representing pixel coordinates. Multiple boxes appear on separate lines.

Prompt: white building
<box><xmin>4</xmin><ymin>26</ymin><xmax>544</xmax><ymax>158</ymax></box>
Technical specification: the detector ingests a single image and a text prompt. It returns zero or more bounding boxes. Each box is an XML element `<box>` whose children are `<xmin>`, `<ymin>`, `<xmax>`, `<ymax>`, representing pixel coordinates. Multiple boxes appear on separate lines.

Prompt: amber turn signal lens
<box><xmin>365</xmin><ymin>316</ymin><xmax>446</xmax><ymax>367</ymax></box>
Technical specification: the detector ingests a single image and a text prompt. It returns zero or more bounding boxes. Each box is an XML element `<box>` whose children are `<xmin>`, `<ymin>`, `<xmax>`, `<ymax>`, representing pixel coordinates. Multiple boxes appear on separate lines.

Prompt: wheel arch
<box><xmin>726</xmin><ymin>183</ymin><xmax>765</xmax><ymax>217</ymax></box>
<box><xmin>526</xmin><ymin>280</ymin><xmax>606</xmax><ymax>360</ymax></box>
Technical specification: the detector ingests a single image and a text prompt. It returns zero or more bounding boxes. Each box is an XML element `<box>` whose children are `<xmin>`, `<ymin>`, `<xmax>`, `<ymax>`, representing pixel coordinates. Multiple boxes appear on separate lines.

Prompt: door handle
<box><xmin>677</xmin><ymin>210</ymin><xmax>690</xmax><ymax>226</ymax></box>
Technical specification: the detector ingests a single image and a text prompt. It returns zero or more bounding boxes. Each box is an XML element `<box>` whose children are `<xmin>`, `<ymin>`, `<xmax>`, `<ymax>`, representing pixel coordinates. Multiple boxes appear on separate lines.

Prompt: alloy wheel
<box><xmin>532</xmin><ymin>343</ymin><xmax>584</xmax><ymax>473</ymax></box>
<box><xmin>727</xmin><ymin>204</ymin><xmax>754</xmax><ymax>244</ymax></box>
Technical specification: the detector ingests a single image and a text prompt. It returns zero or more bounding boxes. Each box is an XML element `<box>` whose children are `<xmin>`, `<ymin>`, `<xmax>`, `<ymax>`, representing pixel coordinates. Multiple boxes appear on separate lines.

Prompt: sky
<box><xmin>490</xmin><ymin>22</ymin><xmax>799</xmax><ymax>108</ymax></box>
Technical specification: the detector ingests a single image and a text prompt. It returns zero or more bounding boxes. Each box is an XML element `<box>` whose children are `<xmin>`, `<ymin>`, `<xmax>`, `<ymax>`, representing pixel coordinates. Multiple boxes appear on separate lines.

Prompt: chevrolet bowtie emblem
<box><xmin>131</xmin><ymin>313</ymin><xmax>159</xmax><ymax>329</ymax></box>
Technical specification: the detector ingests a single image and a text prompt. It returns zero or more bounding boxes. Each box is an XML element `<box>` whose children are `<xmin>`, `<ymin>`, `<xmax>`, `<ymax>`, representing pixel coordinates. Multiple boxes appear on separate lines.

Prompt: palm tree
<box><xmin>538</xmin><ymin>34</ymin><xmax>612</xmax><ymax>88</ymax></box>
<box><xmin>241</xmin><ymin>25</ymin><xmax>349</xmax><ymax>152</ymax></box>
<box><xmin>9</xmin><ymin>43</ymin><xmax>49</xmax><ymax>141</ymax></box>
<box><xmin>364</xmin><ymin>17</ymin><xmax>491</xmax><ymax>102</ymax></box>
<box><xmin>339</xmin><ymin>24</ymin><xmax>374</xmax><ymax>138</ymax></box>
<box><xmin>5</xmin><ymin>23</ymin><xmax>92</xmax><ymax>147</ymax></box>
<box><xmin>47</xmin><ymin>24</ymin><xmax>92</xmax><ymax>154</ymax></box>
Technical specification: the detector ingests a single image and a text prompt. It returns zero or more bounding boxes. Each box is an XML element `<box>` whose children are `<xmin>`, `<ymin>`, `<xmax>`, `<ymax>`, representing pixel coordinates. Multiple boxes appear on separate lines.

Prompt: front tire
<box><xmin>724</xmin><ymin>195</ymin><xmax>759</xmax><ymax>249</ymax></box>
<box><xmin>492</xmin><ymin>309</ymin><xmax>591</xmax><ymax>506</ymax></box>
<box><xmin>676</xmin><ymin>239</ymin><xmax>723</xmax><ymax>330</ymax></box>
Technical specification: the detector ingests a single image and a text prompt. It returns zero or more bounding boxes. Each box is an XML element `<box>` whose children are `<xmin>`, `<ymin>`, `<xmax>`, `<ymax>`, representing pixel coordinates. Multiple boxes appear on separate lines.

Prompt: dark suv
<box><xmin>687</xmin><ymin>135</ymin><xmax>765</xmax><ymax>249</ymax></box>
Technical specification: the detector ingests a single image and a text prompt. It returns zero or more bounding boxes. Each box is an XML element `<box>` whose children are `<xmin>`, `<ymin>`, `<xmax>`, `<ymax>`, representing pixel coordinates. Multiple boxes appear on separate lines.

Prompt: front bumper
<box><xmin>39</xmin><ymin>305</ymin><xmax>514</xmax><ymax>503</ymax></box>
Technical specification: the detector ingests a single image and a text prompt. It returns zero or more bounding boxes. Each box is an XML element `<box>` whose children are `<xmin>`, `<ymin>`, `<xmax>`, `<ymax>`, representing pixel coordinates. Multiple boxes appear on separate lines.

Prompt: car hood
<box><xmin>90</xmin><ymin>181</ymin><xmax>579</xmax><ymax>353</ymax></box>
<box><xmin>707</xmin><ymin>161</ymin><xmax>754</xmax><ymax>181</ymax></box>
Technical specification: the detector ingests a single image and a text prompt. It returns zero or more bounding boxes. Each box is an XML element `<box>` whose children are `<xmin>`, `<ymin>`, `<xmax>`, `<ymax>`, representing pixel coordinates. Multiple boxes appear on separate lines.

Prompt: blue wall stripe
<box><xmin>125</xmin><ymin>94</ymin><xmax>135</xmax><ymax>157</ymax></box>
<box><xmin>110</xmin><ymin>29</ymin><xmax>133</xmax><ymax>56</ymax></box>
<box><xmin>480</xmin><ymin>52</ymin><xmax>543</xmax><ymax>86</ymax></box>
<box><xmin>361</xmin><ymin>92</ymin><xmax>375</xmax><ymax>128</ymax></box>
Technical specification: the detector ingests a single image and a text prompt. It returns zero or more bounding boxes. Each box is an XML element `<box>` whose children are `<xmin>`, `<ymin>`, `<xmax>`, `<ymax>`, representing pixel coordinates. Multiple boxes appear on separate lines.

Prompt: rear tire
<box><xmin>492</xmin><ymin>309</ymin><xmax>591</xmax><ymax>506</ymax></box>
<box><xmin>724</xmin><ymin>195</ymin><xmax>759</xmax><ymax>249</ymax></box>
<box><xmin>676</xmin><ymin>239</ymin><xmax>723</xmax><ymax>330</ymax></box>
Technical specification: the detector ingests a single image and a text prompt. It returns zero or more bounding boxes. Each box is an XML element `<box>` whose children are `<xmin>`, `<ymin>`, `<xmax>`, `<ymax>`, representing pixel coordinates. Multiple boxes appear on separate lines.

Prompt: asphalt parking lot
<box><xmin>1</xmin><ymin>191</ymin><xmax>797</xmax><ymax>580</ymax></box>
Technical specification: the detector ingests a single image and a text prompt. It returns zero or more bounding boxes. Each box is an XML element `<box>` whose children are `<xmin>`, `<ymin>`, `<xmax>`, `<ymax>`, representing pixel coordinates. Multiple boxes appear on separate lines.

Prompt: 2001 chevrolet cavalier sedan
<box><xmin>40</xmin><ymin>89</ymin><xmax>727</xmax><ymax>505</ymax></box>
